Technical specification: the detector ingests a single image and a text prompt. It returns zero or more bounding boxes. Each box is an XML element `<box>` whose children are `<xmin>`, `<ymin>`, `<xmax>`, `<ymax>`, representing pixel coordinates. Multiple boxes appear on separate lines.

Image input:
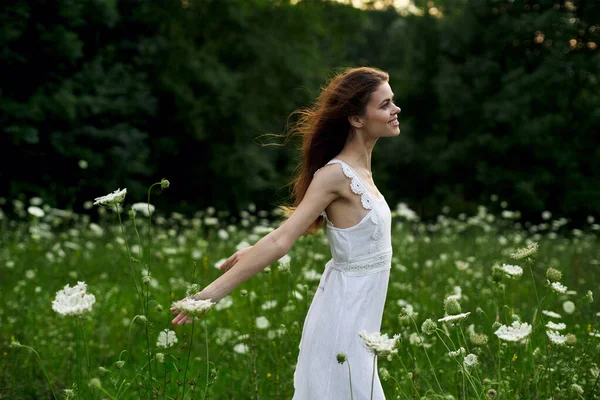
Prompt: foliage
<box><xmin>1</xmin><ymin>0</ymin><xmax>598</xmax><ymax>222</ymax></box>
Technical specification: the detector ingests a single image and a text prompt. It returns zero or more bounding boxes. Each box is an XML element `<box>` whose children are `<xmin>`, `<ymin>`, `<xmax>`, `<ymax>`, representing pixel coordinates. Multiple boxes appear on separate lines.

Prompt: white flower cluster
<box><xmin>509</xmin><ymin>242</ymin><xmax>538</xmax><ymax>259</ymax></box>
<box><xmin>500</xmin><ymin>264</ymin><xmax>523</xmax><ymax>278</ymax></box>
<box><xmin>542</xmin><ymin>310</ymin><xmax>562</xmax><ymax>319</ymax></box>
<box><xmin>494</xmin><ymin>321</ymin><xmax>532</xmax><ymax>342</ymax></box>
<box><xmin>171</xmin><ymin>297</ymin><xmax>214</xmax><ymax>317</ymax></box>
<box><xmin>550</xmin><ymin>281</ymin><xmax>568</xmax><ymax>294</ymax></box>
<box><xmin>448</xmin><ymin>347</ymin><xmax>466</xmax><ymax>357</ymax></box>
<box><xmin>358</xmin><ymin>330</ymin><xmax>401</xmax><ymax>361</ymax></box>
<box><xmin>463</xmin><ymin>353</ymin><xmax>478</xmax><ymax>370</ymax></box>
<box><xmin>546</xmin><ymin>330</ymin><xmax>567</xmax><ymax>345</ymax></box>
<box><xmin>93</xmin><ymin>188</ymin><xmax>127</xmax><ymax>206</ymax></box>
<box><xmin>156</xmin><ymin>329</ymin><xmax>178</xmax><ymax>348</ymax></box>
<box><xmin>131</xmin><ymin>202</ymin><xmax>155</xmax><ymax>217</ymax></box>
<box><xmin>52</xmin><ymin>281</ymin><xmax>96</xmax><ymax>316</ymax></box>
<box><xmin>438</xmin><ymin>312</ymin><xmax>471</xmax><ymax>324</ymax></box>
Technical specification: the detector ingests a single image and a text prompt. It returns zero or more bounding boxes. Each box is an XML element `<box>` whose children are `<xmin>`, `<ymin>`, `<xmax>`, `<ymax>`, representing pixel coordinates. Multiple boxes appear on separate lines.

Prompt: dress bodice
<box><xmin>313</xmin><ymin>159</ymin><xmax>393</xmax><ymax>274</ymax></box>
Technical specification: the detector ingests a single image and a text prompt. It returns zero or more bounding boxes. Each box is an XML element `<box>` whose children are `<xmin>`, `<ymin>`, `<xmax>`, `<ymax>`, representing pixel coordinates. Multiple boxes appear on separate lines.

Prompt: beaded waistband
<box><xmin>326</xmin><ymin>248</ymin><xmax>392</xmax><ymax>277</ymax></box>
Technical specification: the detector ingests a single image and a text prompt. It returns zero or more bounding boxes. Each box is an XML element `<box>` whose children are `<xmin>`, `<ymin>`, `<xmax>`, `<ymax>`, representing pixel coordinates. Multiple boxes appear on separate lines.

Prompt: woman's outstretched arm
<box><xmin>171</xmin><ymin>164</ymin><xmax>343</xmax><ymax>324</ymax></box>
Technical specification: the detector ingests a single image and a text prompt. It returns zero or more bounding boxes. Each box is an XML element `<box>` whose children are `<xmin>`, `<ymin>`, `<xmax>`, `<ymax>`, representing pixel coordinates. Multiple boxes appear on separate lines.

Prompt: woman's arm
<box><xmin>171</xmin><ymin>164</ymin><xmax>344</xmax><ymax>324</ymax></box>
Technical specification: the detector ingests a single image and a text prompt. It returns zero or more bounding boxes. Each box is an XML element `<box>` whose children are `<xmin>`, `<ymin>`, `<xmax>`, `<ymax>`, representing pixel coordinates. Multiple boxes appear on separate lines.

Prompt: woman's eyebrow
<box><xmin>379</xmin><ymin>95</ymin><xmax>395</xmax><ymax>106</ymax></box>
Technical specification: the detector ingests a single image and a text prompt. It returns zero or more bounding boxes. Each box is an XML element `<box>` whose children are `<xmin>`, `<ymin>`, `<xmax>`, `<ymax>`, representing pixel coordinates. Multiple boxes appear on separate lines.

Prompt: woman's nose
<box><xmin>393</xmin><ymin>105</ymin><xmax>401</xmax><ymax>114</ymax></box>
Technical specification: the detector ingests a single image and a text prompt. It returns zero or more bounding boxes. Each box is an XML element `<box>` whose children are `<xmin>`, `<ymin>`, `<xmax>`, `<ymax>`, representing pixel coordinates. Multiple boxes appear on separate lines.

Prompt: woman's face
<box><xmin>358</xmin><ymin>81</ymin><xmax>401</xmax><ymax>138</ymax></box>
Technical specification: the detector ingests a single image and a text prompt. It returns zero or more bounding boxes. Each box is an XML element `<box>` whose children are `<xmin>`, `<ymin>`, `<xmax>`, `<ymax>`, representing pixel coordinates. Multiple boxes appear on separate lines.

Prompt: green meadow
<box><xmin>1</xmin><ymin>188</ymin><xmax>598</xmax><ymax>400</ymax></box>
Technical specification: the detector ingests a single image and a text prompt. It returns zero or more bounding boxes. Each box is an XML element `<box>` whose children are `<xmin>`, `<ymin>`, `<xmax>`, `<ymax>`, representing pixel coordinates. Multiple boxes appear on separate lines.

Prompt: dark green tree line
<box><xmin>1</xmin><ymin>0</ymin><xmax>598</xmax><ymax>222</ymax></box>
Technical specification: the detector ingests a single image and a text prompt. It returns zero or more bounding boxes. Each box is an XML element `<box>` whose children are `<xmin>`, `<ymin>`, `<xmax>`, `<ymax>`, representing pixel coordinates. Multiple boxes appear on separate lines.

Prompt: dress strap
<box><xmin>318</xmin><ymin>159</ymin><xmax>375</xmax><ymax>211</ymax></box>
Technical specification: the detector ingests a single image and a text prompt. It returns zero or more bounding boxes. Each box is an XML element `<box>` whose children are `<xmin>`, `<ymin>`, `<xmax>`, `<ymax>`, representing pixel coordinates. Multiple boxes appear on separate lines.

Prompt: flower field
<box><xmin>1</xmin><ymin>186</ymin><xmax>599</xmax><ymax>399</ymax></box>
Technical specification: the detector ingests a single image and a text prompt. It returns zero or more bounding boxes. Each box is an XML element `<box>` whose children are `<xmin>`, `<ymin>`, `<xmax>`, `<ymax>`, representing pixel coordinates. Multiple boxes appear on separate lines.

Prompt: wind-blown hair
<box><xmin>280</xmin><ymin>66</ymin><xmax>389</xmax><ymax>235</ymax></box>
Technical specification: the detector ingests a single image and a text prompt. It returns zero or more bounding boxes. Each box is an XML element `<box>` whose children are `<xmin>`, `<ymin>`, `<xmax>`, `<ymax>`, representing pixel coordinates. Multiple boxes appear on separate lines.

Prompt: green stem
<box><xmin>79</xmin><ymin>317</ymin><xmax>94</xmax><ymax>399</ymax></box>
<box><xmin>182</xmin><ymin>319</ymin><xmax>196</xmax><ymax>400</ymax></box>
<box><xmin>115</xmin><ymin>206</ymin><xmax>144</xmax><ymax>314</ymax></box>
<box><xmin>370</xmin><ymin>354</ymin><xmax>376</xmax><ymax>400</ymax></box>
<box><xmin>409</xmin><ymin>315</ymin><xmax>444</xmax><ymax>394</ymax></box>
<box><xmin>114</xmin><ymin>361</ymin><xmax>150</xmax><ymax>400</ymax></box>
<box><xmin>398</xmin><ymin>355</ymin><xmax>420</xmax><ymax>398</ymax></box>
<box><xmin>204</xmin><ymin>318</ymin><xmax>209</xmax><ymax>400</ymax></box>
<box><xmin>347</xmin><ymin>358</ymin><xmax>354</xmax><ymax>400</ymax></box>
<box><xmin>18</xmin><ymin>345</ymin><xmax>58</xmax><ymax>400</ymax></box>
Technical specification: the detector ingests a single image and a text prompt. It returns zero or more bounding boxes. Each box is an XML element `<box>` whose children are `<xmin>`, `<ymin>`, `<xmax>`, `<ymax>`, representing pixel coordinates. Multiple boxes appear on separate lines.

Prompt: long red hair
<box><xmin>279</xmin><ymin>66</ymin><xmax>389</xmax><ymax>235</ymax></box>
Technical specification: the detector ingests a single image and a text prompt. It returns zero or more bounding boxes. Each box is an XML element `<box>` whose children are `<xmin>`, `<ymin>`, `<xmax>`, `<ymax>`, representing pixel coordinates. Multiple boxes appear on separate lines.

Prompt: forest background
<box><xmin>1</xmin><ymin>0</ymin><xmax>598</xmax><ymax>223</ymax></box>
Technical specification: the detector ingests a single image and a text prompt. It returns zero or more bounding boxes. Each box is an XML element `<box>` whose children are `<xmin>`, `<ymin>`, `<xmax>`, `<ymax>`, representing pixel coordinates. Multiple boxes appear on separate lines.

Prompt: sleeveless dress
<box><xmin>292</xmin><ymin>159</ymin><xmax>392</xmax><ymax>400</ymax></box>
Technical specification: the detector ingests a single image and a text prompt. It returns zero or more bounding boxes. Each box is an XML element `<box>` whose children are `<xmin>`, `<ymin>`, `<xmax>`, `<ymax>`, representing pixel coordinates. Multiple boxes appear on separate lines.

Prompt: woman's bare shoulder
<box><xmin>312</xmin><ymin>162</ymin><xmax>349</xmax><ymax>197</ymax></box>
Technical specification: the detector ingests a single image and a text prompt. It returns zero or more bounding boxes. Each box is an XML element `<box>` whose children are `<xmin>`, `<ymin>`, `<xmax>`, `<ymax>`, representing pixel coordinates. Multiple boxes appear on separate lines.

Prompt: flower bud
<box><xmin>444</xmin><ymin>297</ymin><xmax>461</xmax><ymax>315</ymax></box>
<box><xmin>88</xmin><ymin>378</ymin><xmax>102</xmax><ymax>388</ymax></box>
<box><xmin>156</xmin><ymin>353</ymin><xmax>165</xmax><ymax>363</ymax></box>
<box><xmin>470</xmin><ymin>332</ymin><xmax>489</xmax><ymax>346</ymax></box>
<box><xmin>421</xmin><ymin>318</ymin><xmax>437</xmax><ymax>335</ymax></box>
<box><xmin>336</xmin><ymin>353</ymin><xmax>347</xmax><ymax>364</ymax></box>
<box><xmin>546</xmin><ymin>267</ymin><xmax>562</xmax><ymax>282</ymax></box>
<box><xmin>135</xmin><ymin>315</ymin><xmax>147</xmax><ymax>323</ymax></box>
<box><xmin>128</xmin><ymin>208</ymin><xmax>136</xmax><ymax>219</ymax></box>
<box><xmin>115</xmin><ymin>361</ymin><xmax>125</xmax><ymax>369</ymax></box>
<box><xmin>161</xmin><ymin>178</ymin><xmax>170</xmax><ymax>189</ymax></box>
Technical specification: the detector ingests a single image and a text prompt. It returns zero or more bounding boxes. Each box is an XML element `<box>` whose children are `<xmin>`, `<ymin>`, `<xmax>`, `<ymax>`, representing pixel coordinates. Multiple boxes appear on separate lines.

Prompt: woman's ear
<box><xmin>348</xmin><ymin>115</ymin><xmax>363</xmax><ymax>129</ymax></box>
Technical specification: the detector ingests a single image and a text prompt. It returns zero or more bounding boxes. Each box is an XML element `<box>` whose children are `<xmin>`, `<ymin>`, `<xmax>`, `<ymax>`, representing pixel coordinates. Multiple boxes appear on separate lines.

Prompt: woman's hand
<box><xmin>217</xmin><ymin>245</ymin><xmax>253</xmax><ymax>273</ymax></box>
<box><xmin>170</xmin><ymin>306</ymin><xmax>194</xmax><ymax>325</ymax></box>
<box><xmin>171</xmin><ymin>246</ymin><xmax>253</xmax><ymax>326</ymax></box>
<box><xmin>170</xmin><ymin>293</ymin><xmax>209</xmax><ymax>325</ymax></box>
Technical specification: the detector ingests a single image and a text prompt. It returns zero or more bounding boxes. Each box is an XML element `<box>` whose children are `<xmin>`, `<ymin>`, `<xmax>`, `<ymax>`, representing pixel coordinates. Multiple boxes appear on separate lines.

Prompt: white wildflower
<box><xmin>448</xmin><ymin>347</ymin><xmax>466</xmax><ymax>357</ymax></box>
<box><xmin>438</xmin><ymin>312</ymin><xmax>471</xmax><ymax>324</ymax></box>
<box><xmin>256</xmin><ymin>316</ymin><xmax>270</xmax><ymax>329</ymax></box>
<box><xmin>455</xmin><ymin>261</ymin><xmax>469</xmax><ymax>271</ymax></box>
<box><xmin>542</xmin><ymin>310</ymin><xmax>562</xmax><ymax>319</ymax></box>
<box><xmin>214</xmin><ymin>296</ymin><xmax>233</xmax><ymax>311</ymax></box>
<box><xmin>27</xmin><ymin>206</ymin><xmax>45</xmax><ymax>218</ymax></box>
<box><xmin>546</xmin><ymin>330</ymin><xmax>567</xmax><ymax>345</ymax></box>
<box><xmin>409</xmin><ymin>332</ymin><xmax>423</xmax><ymax>346</ymax></box>
<box><xmin>546</xmin><ymin>321</ymin><xmax>566</xmax><ymax>331</ymax></box>
<box><xmin>204</xmin><ymin>217</ymin><xmax>218</xmax><ymax>226</ymax></box>
<box><xmin>463</xmin><ymin>353</ymin><xmax>478</xmax><ymax>369</ymax></box>
<box><xmin>156</xmin><ymin>329</ymin><xmax>178</xmax><ymax>348</ymax></box>
<box><xmin>233</xmin><ymin>343</ymin><xmax>249</xmax><ymax>354</ymax></box>
<box><xmin>278</xmin><ymin>254</ymin><xmax>291</xmax><ymax>267</ymax></box>
<box><xmin>93</xmin><ymin>188</ymin><xmax>127</xmax><ymax>206</ymax></box>
<box><xmin>509</xmin><ymin>242</ymin><xmax>538</xmax><ymax>259</ymax></box>
<box><xmin>235</xmin><ymin>241</ymin><xmax>251</xmax><ymax>251</ymax></box>
<box><xmin>562</xmin><ymin>301</ymin><xmax>575</xmax><ymax>314</ymax></box>
<box><xmin>171</xmin><ymin>297</ymin><xmax>214</xmax><ymax>317</ymax></box>
<box><xmin>358</xmin><ymin>330</ymin><xmax>401</xmax><ymax>361</ymax></box>
<box><xmin>494</xmin><ymin>321</ymin><xmax>532</xmax><ymax>342</ymax></box>
<box><xmin>500</xmin><ymin>264</ymin><xmax>523</xmax><ymax>278</ymax></box>
<box><xmin>52</xmin><ymin>281</ymin><xmax>96</xmax><ymax>316</ymax></box>
<box><xmin>131</xmin><ymin>202</ymin><xmax>155</xmax><ymax>217</ymax></box>
<box><xmin>550</xmin><ymin>281</ymin><xmax>568</xmax><ymax>294</ymax></box>
<box><xmin>261</xmin><ymin>300</ymin><xmax>277</xmax><ymax>310</ymax></box>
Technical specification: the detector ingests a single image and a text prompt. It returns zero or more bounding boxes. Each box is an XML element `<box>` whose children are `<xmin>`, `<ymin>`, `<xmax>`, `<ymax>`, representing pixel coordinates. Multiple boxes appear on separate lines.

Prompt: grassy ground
<box><xmin>0</xmin><ymin>194</ymin><xmax>598</xmax><ymax>399</ymax></box>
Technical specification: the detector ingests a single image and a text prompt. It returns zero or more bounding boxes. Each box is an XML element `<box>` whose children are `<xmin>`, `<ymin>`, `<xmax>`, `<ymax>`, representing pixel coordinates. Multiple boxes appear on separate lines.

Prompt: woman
<box><xmin>171</xmin><ymin>66</ymin><xmax>400</xmax><ymax>399</ymax></box>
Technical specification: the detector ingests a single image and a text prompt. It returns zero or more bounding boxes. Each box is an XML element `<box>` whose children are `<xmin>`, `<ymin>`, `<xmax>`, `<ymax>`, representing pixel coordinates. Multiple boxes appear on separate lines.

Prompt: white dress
<box><xmin>292</xmin><ymin>159</ymin><xmax>392</xmax><ymax>400</ymax></box>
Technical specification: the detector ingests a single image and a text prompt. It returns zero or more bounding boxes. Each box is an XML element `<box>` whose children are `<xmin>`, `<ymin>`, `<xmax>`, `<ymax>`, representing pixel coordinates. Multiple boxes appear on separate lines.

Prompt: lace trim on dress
<box><xmin>328</xmin><ymin>249</ymin><xmax>392</xmax><ymax>276</ymax></box>
<box><xmin>314</xmin><ymin>159</ymin><xmax>378</xmax><ymax>220</ymax></box>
